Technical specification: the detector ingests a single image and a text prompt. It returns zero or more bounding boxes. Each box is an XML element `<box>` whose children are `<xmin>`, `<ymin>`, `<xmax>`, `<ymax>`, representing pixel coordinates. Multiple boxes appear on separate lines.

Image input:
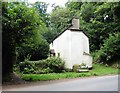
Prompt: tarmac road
<box><xmin>3</xmin><ymin>75</ymin><xmax>119</xmax><ymax>91</ymax></box>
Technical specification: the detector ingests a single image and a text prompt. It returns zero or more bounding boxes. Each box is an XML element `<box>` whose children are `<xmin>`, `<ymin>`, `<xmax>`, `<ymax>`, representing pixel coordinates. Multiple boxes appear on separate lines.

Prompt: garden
<box><xmin>2</xmin><ymin>2</ymin><xmax>120</xmax><ymax>83</ymax></box>
<box><xmin>13</xmin><ymin>57</ymin><xmax>119</xmax><ymax>81</ymax></box>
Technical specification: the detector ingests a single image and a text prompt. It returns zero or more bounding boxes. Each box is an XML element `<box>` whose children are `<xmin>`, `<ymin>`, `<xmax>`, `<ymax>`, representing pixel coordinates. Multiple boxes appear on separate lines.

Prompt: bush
<box><xmin>35</xmin><ymin>57</ymin><xmax>65</xmax><ymax>73</ymax></box>
<box><xmin>65</xmin><ymin>68</ymin><xmax>72</xmax><ymax>72</ymax></box>
<box><xmin>33</xmin><ymin>60</ymin><xmax>53</xmax><ymax>74</ymax></box>
<box><xmin>34</xmin><ymin>60</ymin><xmax>48</xmax><ymax>69</ymax></box>
<box><xmin>35</xmin><ymin>67</ymin><xmax>53</xmax><ymax>74</ymax></box>
<box><xmin>18</xmin><ymin>57</ymin><xmax>65</xmax><ymax>74</ymax></box>
<box><xmin>19</xmin><ymin>59</ymin><xmax>36</xmax><ymax>74</ymax></box>
<box><xmin>93</xmin><ymin>33</ymin><xmax>120</xmax><ymax>65</ymax></box>
<box><xmin>30</xmin><ymin>40</ymin><xmax>49</xmax><ymax>61</ymax></box>
<box><xmin>46</xmin><ymin>57</ymin><xmax>65</xmax><ymax>73</ymax></box>
<box><xmin>17</xmin><ymin>39</ymin><xmax>49</xmax><ymax>62</ymax></box>
<box><xmin>72</xmin><ymin>64</ymin><xmax>80</xmax><ymax>72</ymax></box>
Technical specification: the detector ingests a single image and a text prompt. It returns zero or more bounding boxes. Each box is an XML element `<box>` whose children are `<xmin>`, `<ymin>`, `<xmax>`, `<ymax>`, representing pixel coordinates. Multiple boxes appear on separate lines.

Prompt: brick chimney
<box><xmin>71</xmin><ymin>18</ymin><xmax>80</xmax><ymax>30</ymax></box>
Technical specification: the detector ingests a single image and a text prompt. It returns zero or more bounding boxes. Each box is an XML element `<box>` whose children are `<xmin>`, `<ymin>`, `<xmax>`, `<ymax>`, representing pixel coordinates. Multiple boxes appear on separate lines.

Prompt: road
<box><xmin>3</xmin><ymin>75</ymin><xmax>119</xmax><ymax>91</ymax></box>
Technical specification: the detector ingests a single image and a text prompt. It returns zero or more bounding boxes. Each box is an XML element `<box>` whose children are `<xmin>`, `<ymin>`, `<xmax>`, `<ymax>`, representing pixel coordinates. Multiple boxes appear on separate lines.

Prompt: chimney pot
<box><xmin>71</xmin><ymin>18</ymin><xmax>79</xmax><ymax>29</ymax></box>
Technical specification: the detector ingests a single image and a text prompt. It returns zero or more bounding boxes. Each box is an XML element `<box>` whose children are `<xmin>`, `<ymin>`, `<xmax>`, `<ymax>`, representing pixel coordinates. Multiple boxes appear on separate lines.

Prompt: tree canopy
<box><xmin>50</xmin><ymin>2</ymin><xmax>120</xmax><ymax>64</ymax></box>
<box><xmin>2</xmin><ymin>2</ymin><xmax>49</xmax><ymax>81</ymax></box>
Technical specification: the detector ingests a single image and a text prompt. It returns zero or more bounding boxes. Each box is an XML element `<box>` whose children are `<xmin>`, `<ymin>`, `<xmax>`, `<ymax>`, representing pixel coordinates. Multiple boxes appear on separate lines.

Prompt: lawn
<box><xmin>21</xmin><ymin>63</ymin><xmax>119</xmax><ymax>81</ymax></box>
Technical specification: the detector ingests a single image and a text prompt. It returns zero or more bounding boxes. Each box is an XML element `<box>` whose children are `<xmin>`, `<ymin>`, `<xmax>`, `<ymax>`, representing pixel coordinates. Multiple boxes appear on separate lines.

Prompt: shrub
<box><xmin>18</xmin><ymin>57</ymin><xmax>65</xmax><ymax>74</ymax></box>
<box><xmin>46</xmin><ymin>57</ymin><xmax>65</xmax><ymax>73</ymax></box>
<box><xmin>30</xmin><ymin>40</ymin><xmax>49</xmax><ymax>61</ymax></box>
<box><xmin>19</xmin><ymin>59</ymin><xmax>36</xmax><ymax>74</ymax></box>
<box><xmin>35</xmin><ymin>67</ymin><xmax>53</xmax><ymax>74</ymax></box>
<box><xmin>93</xmin><ymin>32</ymin><xmax>120</xmax><ymax>65</ymax></box>
<box><xmin>34</xmin><ymin>60</ymin><xmax>48</xmax><ymax>68</ymax></box>
<box><xmin>72</xmin><ymin>64</ymin><xmax>80</xmax><ymax>72</ymax></box>
<box><xmin>17</xmin><ymin>39</ymin><xmax>49</xmax><ymax>62</ymax></box>
<box><xmin>65</xmin><ymin>68</ymin><xmax>72</xmax><ymax>72</ymax></box>
<box><xmin>33</xmin><ymin>60</ymin><xmax>53</xmax><ymax>74</ymax></box>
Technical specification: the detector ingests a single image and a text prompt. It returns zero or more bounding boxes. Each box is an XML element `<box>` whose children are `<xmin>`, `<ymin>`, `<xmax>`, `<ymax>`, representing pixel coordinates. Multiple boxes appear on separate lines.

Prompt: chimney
<box><xmin>71</xmin><ymin>18</ymin><xmax>80</xmax><ymax>30</ymax></box>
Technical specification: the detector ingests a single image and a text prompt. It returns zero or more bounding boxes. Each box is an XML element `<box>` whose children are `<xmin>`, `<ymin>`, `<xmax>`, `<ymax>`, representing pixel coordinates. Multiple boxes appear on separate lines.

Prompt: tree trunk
<box><xmin>2</xmin><ymin>31</ymin><xmax>16</xmax><ymax>82</ymax></box>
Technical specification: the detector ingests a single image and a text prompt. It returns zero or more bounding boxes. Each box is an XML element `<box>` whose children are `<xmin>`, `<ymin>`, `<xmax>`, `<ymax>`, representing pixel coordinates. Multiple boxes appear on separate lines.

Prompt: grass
<box><xmin>21</xmin><ymin>72</ymin><xmax>91</xmax><ymax>81</ymax></box>
<box><xmin>89</xmin><ymin>63</ymin><xmax>119</xmax><ymax>75</ymax></box>
<box><xmin>21</xmin><ymin>63</ymin><xmax>119</xmax><ymax>81</ymax></box>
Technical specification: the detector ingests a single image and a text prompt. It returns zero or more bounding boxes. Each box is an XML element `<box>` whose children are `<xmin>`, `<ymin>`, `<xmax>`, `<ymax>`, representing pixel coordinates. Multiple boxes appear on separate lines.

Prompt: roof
<box><xmin>51</xmin><ymin>24</ymin><xmax>72</xmax><ymax>43</ymax></box>
<box><xmin>50</xmin><ymin>25</ymin><xmax>88</xmax><ymax>43</ymax></box>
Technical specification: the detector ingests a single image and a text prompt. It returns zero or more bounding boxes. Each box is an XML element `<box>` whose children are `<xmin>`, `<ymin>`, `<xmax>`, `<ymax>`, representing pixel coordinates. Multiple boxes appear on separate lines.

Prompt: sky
<box><xmin>27</xmin><ymin>0</ymin><xmax>68</xmax><ymax>13</ymax></box>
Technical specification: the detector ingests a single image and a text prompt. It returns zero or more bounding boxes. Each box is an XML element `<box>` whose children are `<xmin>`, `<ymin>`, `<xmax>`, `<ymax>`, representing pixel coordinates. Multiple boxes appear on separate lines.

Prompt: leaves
<box><xmin>49</xmin><ymin>2</ymin><xmax>120</xmax><ymax>64</ymax></box>
<box><xmin>2</xmin><ymin>2</ymin><xmax>49</xmax><ymax>80</ymax></box>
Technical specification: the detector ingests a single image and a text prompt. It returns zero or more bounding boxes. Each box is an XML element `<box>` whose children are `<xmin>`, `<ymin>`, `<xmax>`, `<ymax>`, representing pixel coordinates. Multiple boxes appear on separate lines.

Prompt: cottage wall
<box><xmin>70</xmin><ymin>31</ymin><xmax>83</xmax><ymax>68</ymax></box>
<box><xmin>82</xmin><ymin>32</ymin><xmax>89</xmax><ymax>54</ymax></box>
<box><xmin>50</xmin><ymin>30</ymin><xmax>72</xmax><ymax>68</ymax></box>
<box><xmin>50</xmin><ymin>18</ymin><xmax>92</xmax><ymax>69</ymax></box>
<box><xmin>50</xmin><ymin>30</ymin><xmax>92</xmax><ymax>69</ymax></box>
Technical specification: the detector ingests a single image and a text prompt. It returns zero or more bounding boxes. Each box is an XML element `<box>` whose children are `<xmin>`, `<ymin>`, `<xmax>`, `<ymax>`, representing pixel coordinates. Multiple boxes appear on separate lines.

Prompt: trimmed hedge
<box><xmin>19</xmin><ymin>57</ymin><xmax>65</xmax><ymax>74</ymax></box>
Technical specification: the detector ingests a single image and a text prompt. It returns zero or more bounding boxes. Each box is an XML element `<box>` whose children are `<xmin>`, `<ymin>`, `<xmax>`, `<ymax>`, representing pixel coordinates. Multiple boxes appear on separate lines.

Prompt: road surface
<box><xmin>3</xmin><ymin>75</ymin><xmax>119</xmax><ymax>91</ymax></box>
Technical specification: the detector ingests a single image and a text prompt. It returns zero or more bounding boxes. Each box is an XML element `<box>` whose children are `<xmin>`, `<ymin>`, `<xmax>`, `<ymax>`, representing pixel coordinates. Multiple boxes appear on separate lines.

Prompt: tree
<box><xmin>46</xmin><ymin>6</ymin><xmax>75</xmax><ymax>43</ymax></box>
<box><xmin>33</xmin><ymin>1</ymin><xmax>50</xmax><ymax>27</ymax></box>
<box><xmin>49</xmin><ymin>2</ymin><xmax>120</xmax><ymax>65</ymax></box>
<box><xmin>79</xmin><ymin>2</ymin><xmax>120</xmax><ymax>64</ymax></box>
<box><xmin>94</xmin><ymin>32</ymin><xmax>120</xmax><ymax>64</ymax></box>
<box><xmin>2</xmin><ymin>2</ymin><xmax>49</xmax><ymax>82</ymax></box>
<box><xmin>50</xmin><ymin>7</ymin><xmax>73</xmax><ymax>33</ymax></box>
<box><xmin>78</xmin><ymin>2</ymin><xmax>120</xmax><ymax>52</ymax></box>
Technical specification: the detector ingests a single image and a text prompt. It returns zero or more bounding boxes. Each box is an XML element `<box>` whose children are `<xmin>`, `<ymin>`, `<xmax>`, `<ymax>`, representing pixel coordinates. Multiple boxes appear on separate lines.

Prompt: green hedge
<box><xmin>18</xmin><ymin>57</ymin><xmax>65</xmax><ymax>74</ymax></box>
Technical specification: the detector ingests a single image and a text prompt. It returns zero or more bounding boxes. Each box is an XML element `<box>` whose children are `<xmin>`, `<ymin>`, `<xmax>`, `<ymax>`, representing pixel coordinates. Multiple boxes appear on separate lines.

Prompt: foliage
<box><xmin>72</xmin><ymin>64</ymin><xmax>80</xmax><ymax>72</ymax></box>
<box><xmin>46</xmin><ymin>57</ymin><xmax>65</xmax><ymax>73</ymax></box>
<box><xmin>35</xmin><ymin>57</ymin><xmax>65</xmax><ymax>73</ymax></box>
<box><xmin>47</xmin><ymin>6</ymin><xmax>75</xmax><ymax>43</ymax></box>
<box><xmin>18</xmin><ymin>57</ymin><xmax>65</xmax><ymax>74</ymax></box>
<box><xmin>80</xmin><ymin>2</ymin><xmax>120</xmax><ymax>52</ymax></box>
<box><xmin>32</xmin><ymin>60</ymin><xmax>53</xmax><ymax>74</ymax></box>
<box><xmin>2</xmin><ymin>1</ymin><xmax>120</xmax><ymax>82</ymax></box>
<box><xmin>32</xmin><ymin>1</ymin><xmax>50</xmax><ymax>27</ymax></box>
<box><xmin>19</xmin><ymin>59</ymin><xmax>36</xmax><ymax>74</ymax></box>
<box><xmin>50</xmin><ymin>7</ymin><xmax>72</xmax><ymax>33</ymax></box>
<box><xmin>65</xmin><ymin>2</ymin><xmax>120</xmax><ymax>65</ymax></box>
<box><xmin>21</xmin><ymin>63</ymin><xmax>118</xmax><ymax>81</ymax></box>
<box><xmin>90</xmin><ymin>63</ymin><xmax>119</xmax><ymax>75</ymax></box>
<box><xmin>2</xmin><ymin>2</ymin><xmax>49</xmax><ymax>81</ymax></box>
<box><xmin>93</xmin><ymin>33</ymin><xmax>120</xmax><ymax>64</ymax></box>
<box><xmin>17</xmin><ymin>39</ymin><xmax>49</xmax><ymax>62</ymax></box>
<box><xmin>64</xmin><ymin>68</ymin><xmax>73</xmax><ymax>72</ymax></box>
<box><xmin>42</xmin><ymin>28</ymin><xmax>58</xmax><ymax>43</ymax></box>
<box><xmin>21</xmin><ymin>72</ymin><xmax>91</xmax><ymax>81</ymax></box>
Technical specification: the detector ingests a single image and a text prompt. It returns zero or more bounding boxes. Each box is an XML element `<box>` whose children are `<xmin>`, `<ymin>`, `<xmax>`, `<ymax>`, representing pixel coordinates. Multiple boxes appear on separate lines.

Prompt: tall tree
<box><xmin>49</xmin><ymin>2</ymin><xmax>120</xmax><ymax>64</ymax></box>
<box><xmin>2</xmin><ymin>2</ymin><xmax>49</xmax><ymax>82</ymax></box>
<box><xmin>80</xmin><ymin>2</ymin><xmax>120</xmax><ymax>52</ymax></box>
<box><xmin>33</xmin><ymin>2</ymin><xmax>50</xmax><ymax>27</ymax></box>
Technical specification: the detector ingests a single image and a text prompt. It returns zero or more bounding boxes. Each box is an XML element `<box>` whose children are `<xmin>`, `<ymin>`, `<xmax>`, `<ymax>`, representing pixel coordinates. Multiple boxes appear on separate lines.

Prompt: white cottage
<box><xmin>50</xmin><ymin>18</ymin><xmax>93</xmax><ymax>69</ymax></box>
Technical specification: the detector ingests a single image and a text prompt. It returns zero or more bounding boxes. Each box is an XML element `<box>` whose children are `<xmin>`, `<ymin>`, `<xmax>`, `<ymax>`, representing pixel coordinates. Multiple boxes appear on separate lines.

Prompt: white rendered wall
<box><xmin>70</xmin><ymin>31</ymin><xmax>83</xmax><ymax>68</ymax></box>
<box><xmin>50</xmin><ymin>30</ymin><xmax>92</xmax><ymax>69</ymax></box>
<box><xmin>82</xmin><ymin>33</ymin><xmax>89</xmax><ymax>54</ymax></box>
<box><xmin>50</xmin><ymin>30</ymin><xmax>72</xmax><ymax>68</ymax></box>
<box><xmin>83</xmin><ymin>54</ymin><xmax>93</xmax><ymax>68</ymax></box>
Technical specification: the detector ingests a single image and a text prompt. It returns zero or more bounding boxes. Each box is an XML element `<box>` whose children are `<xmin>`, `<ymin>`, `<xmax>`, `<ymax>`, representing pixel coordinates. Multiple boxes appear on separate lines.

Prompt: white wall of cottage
<box><xmin>50</xmin><ymin>29</ymin><xmax>92</xmax><ymax>69</ymax></box>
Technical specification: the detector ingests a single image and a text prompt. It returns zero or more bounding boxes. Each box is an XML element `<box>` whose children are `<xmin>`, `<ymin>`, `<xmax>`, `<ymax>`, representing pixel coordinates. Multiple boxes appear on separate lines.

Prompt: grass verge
<box><xmin>21</xmin><ymin>63</ymin><xmax>119</xmax><ymax>81</ymax></box>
